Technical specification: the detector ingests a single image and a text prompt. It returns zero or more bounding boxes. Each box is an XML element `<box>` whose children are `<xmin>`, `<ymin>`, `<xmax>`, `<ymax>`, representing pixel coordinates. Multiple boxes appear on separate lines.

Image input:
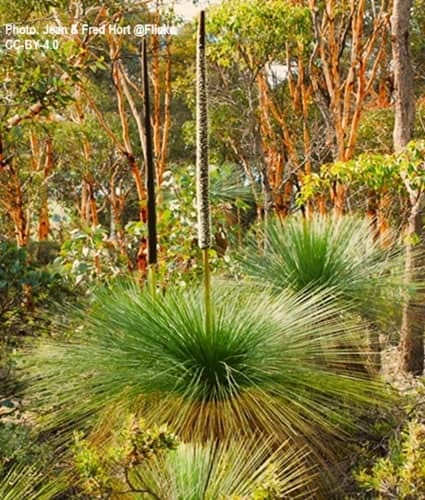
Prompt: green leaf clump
<box><xmin>24</xmin><ymin>280</ymin><xmax>388</xmax><ymax>456</ymax></box>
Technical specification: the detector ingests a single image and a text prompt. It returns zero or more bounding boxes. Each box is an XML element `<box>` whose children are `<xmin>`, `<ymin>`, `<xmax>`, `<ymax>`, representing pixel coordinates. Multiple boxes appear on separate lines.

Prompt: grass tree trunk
<box><xmin>142</xmin><ymin>39</ymin><xmax>158</xmax><ymax>296</ymax></box>
<box><xmin>196</xmin><ymin>11</ymin><xmax>212</xmax><ymax>331</ymax></box>
<box><xmin>392</xmin><ymin>0</ymin><xmax>424</xmax><ymax>375</ymax></box>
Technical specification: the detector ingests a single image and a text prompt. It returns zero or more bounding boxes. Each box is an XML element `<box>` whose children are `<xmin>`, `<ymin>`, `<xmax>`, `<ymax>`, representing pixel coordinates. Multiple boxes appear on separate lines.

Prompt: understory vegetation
<box><xmin>2</xmin><ymin>213</ymin><xmax>424</xmax><ymax>499</ymax></box>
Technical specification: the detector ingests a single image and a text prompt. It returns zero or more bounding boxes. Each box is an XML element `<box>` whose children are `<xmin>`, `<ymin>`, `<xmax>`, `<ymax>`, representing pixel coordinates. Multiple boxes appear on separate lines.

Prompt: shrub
<box><xmin>355</xmin><ymin>418</ymin><xmax>425</xmax><ymax>498</ymax></box>
<box><xmin>0</xmin><ymin>240</ymin><xmax>70</xmax><ymax>327</ymax></box>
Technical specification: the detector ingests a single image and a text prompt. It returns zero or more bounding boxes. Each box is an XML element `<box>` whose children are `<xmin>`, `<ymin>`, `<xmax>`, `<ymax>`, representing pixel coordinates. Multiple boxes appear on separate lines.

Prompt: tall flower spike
<box><xmin>196</xmin><ymin>10</ymin><xmax>212</xmax><ymax>332</ymax></box>
<box><xmin>196</xmin><ymin>10</ymin><xmax>211</xmax><ymax>250</ymax></box>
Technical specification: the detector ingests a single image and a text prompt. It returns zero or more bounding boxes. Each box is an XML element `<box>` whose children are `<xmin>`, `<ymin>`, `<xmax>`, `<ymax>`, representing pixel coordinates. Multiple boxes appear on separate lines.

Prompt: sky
<box><xmin>170</xmin><ymin>0</ymin><xmax>222</xmax><ymax>20</ymax></box>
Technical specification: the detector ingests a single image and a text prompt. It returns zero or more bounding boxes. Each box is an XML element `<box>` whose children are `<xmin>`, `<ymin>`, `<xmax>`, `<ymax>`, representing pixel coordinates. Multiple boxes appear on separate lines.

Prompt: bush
<box><xmin>355</xmin><ymin>418</ymin><xmax>425</xmax><ymax>499</ymax></box>
<box><xmin>0</xmin><ymin>240</ymin><xmax>69</xmax><ymax>327</ymax></box>
<box><xmin>0</xmin><ymin>240</ymin><xmax>73</xmax><ymax>389</ymax></box>
<box><xmin>353</xmin><ymin>380</ymin><xmax>425</xmax><ymax>499</ymax></box>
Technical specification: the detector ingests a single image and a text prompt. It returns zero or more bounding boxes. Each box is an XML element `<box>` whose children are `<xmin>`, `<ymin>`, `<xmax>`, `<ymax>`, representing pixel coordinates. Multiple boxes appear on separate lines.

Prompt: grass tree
<box><xmin>134</xmin><ymin>438</ymin><xmax>315</xmax><ymax>499</ymax></box>
<box><xmin>238</xmin><ymin>215</ymin><xmax>411</xmax><ymax>324</ymax></box>
<box><xmin>24</xmin><ymin>280</ymin><xmax>388</xmax><ymax>459</ymax></box>
<box><xmin>0</xmin><ymin>462</ymin><xmax>64</xmax><ymax>499</ymax></box>
<box><xmin>237</xmin><ymin>214</ymin><xmax>415</xmax><ymax>369</ymax></box>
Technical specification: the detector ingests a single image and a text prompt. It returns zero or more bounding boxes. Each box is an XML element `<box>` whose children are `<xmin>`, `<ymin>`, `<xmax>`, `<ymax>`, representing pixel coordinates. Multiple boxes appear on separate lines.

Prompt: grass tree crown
<box><xmin>137</xmin><ymin>437</ymin><xmax>315</xmax><ymax>499</ymax></box>
<box><xmin>238</xmin><ymin>214</ymin><xmax>412</xmax><ymax>326</ymax></box>
<box><xmin>24</xmin><ymin>280</ymin><xmax>389</xmax><ymax>447</ymax></box>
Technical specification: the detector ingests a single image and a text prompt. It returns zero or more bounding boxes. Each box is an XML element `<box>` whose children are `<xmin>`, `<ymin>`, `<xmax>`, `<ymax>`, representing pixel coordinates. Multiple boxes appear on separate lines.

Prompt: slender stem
<box><xmin>147</xmin><ymin>263</ymin><xmax>157</xmax><ymax>298</ymax></box>
<box><xmin>123</xmin><ymin>467</ymin><xmax>161</xmax><ymax>500</ymax></box>
<box><xmin>202</xmin><ymin>247</ymin><xmax>212</xmax><ymax>333</ymax></box>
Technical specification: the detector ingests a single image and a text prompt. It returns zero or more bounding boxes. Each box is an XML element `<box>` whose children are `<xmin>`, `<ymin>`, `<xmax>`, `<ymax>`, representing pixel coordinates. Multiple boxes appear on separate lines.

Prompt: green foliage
<box><xmin>0</xmin><ymin>422</ymin><xmax>48</xmax><ymax>475</ymax></box>
<box><xmin>238</xmin><ymin>215</ymin><xmax>407</xmax><ymax>327</ymax></box>
<box><xmin>72</xmin><ymin>417</ymin><xmax>314</xmax><ymax>499</ymax></box>
<box><xmin>0</xmin><ymin>242</ymin><xmax>62</xmax><ymax>318</ymax></box>
<box><xmin>0</xmin><ymin>240</ymin><xmax>72</xmax><ymax>390</ymax></box>
<box><xmin>51</xmin><ymin>113</ymin><xmax>118</xmax><ymax>195</ymax></box>
<box><xmin>0</xmin><ymin>35</ymin><xmax>77</xmax><ymax>130</ymax></box>
<box><xmin>355</xmin><ymin>419</ymin><xmax>425</xmax><ymax>498</ymax></box>
<box><xmin>24</xmin><ymin>280</ymin><xmax>388</xmax><ymax>461</ymax></box>
<box><xmin>129</xmin><ymin>420</ymin><xmax>179</xmax><ymax>465</ymax></box>
<box><xmin>73</xmin><ymin>432</ymin><xmax>111</xmax><ymax>495</ymax></box>
<box><xmin>298</xmin><ymin>154</ymin><xmax>402</xmax><ymax>206</ymax></box>
<box><xmin>208</xmin><ymin>0</ymin><xmax>312</xmax><ymax>69</ymax></box>
<box><xmin>411</xmin><ymin>0</ymin><xmax>425</xmax><ymax>90</ymax></box>
<box><xmin>157</xmin><ymin>163</ymin><xmax>251</xmax><ymax>283</ymax></box>
<box><xmin>356</xmin><ymin>109</ymin><xmax>394</xmax><ymax>154</ymax></box>
<box><xmin>53</xmin><ymin>162</ymin><xmax>251</xmax><ymax>289</ymax></box>
<box><xmin>73</xmin><ymin>416</ymin><xmax>179</xmax><ymax>496</ymax></box>
<box><xmin>0</xmin><ymin>243</ymin><xmax>30</xmax><ymax>321</ymax></box>
<box><xmin>299</xmin><ymin>140</ymin><xmax>425</xmax><ymax>206</ymax></box>
<box><xmin>57</xmin><ymin>225</ymin><xmax>129</xmax><ymax>288</ymax></box>
<box><xmin>398</xmin><ymin>139</ymin><xmax>425</xmax><ymax>191</ymax></box>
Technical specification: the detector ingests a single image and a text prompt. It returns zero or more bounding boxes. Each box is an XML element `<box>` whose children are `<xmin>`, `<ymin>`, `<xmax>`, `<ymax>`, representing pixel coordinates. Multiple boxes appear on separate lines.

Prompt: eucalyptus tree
<box><xmin>392</xmin><ymin>0</ymin><xmax>424</xmax><ymax>375</ymax></box>
<box><xmin>205</xmin><ymin>0</ymin><xmax>395</xmax><ymax>217</ymax></box>
<box><xmin>0</xmin><ymin>0</ymin><xmax>94</xmax><ymax>246</ymax></box>
<box><xmin>206</xmin><ymin>0</ymin><xmax>314</xmax><ymax>220</ymax></box>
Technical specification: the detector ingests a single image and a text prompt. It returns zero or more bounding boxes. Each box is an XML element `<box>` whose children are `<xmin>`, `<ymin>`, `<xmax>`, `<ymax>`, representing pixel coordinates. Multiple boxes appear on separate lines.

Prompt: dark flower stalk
<box><xmin>142</xmin><ymin>38</ymin><xmax>157</xmax><ymax>296</ymax></box>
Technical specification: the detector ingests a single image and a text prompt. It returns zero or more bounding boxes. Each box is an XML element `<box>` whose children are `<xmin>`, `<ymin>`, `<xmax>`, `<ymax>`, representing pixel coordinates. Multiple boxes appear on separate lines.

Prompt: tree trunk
<box><xmin>38</xmin><ymin>137</ymin><xmax>53</xmax><ymax>241</ymax></box>
<box><xmin>310</xmin><ymin>0</ymin><xmax>389</xmax><ymax>214</ymax></box>
<box><xmin>377</xmin><ymin>191</ymin><xmax>391</xmax><ymax>247</ymax></box>
<box><xmin>392</xmin><ymin>0</ymin><xmax>424</xmax><ymax>375</ymax></box>
<box><xmin>392</xmin><ymin>0</ymin><xmax>415</xmax><ymax>150</ymax></box>
<box><xmin>400</xmin><ymin>196</ymin><xmax>424</xmax><ymax>375</ymax></box>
